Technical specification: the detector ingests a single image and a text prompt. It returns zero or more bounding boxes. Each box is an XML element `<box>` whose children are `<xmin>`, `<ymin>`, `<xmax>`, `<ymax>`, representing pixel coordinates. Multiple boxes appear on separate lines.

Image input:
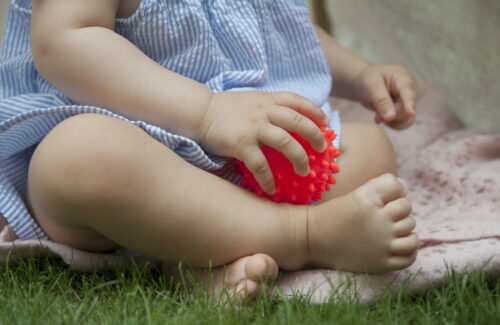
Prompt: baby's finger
<box><xmin>386</xmin><ymin>101</ymin><xmax>415</xmax><ymax>130</ymax></box>
<box><xmin>366</xmin><ymin>80</ymin><xmax>397</xmax><ymax>122</ymax></box>
<box><xmin>387</xmin><ymin>116</ymin><xmax>415</xmax><ymax>130</ymax></box>
<box><xmin>272</xmin><ymin>91</ymin><xmax>330</xmax><ymax>126</ymax></box>
<box><xmin>373</xmin><ymin>100</ymin><xmax>412</xmax><ymax>128</ymax></box>
<box><xmin>240</xmin><ymin>145</ymin><xmax>276</xmax><ymax>195</ymax></box>
<box><xmin>268</xmin><ymin>106</ymin><xmax>326</xmax><ymax>152</ymax></box>
<box><xmin>258</xmin><ymin>125</ymin><xmax>310</xmax><ymax>177</ymax></box>
<box><xmin>374</xmin><ymin>113</ymin><xmax>384</xmax><ymax>124</ymax></box>
<box><xmin>395</xmin><ymin>82</ymin><xmax>417</xmax><ymax>117</ymax></box>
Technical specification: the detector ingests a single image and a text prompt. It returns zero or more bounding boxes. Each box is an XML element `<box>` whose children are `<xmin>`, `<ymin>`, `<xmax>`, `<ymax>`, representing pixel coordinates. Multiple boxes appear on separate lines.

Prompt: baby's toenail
<box><xmin>397</xmin><ymin>177</ymin><xmax>408</xmax><ymax>195</ymax></box>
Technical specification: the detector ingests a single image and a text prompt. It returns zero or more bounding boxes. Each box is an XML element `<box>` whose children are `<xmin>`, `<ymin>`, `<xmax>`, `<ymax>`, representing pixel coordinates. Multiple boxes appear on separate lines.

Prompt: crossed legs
<box><xmin>26</xmin><ymin>114</ymin><xmax>418</xmax><ymax>295</ymax></box>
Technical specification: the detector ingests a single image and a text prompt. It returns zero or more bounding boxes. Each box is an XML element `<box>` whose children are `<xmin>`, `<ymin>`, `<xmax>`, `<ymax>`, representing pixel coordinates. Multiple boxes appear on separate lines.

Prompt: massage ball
<box><xmin>234</xmin><ymin>126</ymin><xmax>341</xmax><ymax>204</ymax></box>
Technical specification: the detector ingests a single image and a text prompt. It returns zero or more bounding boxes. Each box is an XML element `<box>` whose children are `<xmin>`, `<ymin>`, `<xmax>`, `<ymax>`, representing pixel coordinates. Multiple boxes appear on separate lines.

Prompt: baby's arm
<box><xmin>32</xmin><ymin>0</ymin><xmax>329</xmax><ymax>194</ymax></box>
<box><xmin>32</xmin><ymin>0</ymin><xmax>212</xmax><ymax>142</ymax></box>
<box><xmin>315</xmin><ymin>26</ymin><xmax>417</xmax><ymax>129</ymax></box>
<box><xmin>314</xmin><ymin>26</ymin><xmax>370</xmax><ymax>101</ymax></box>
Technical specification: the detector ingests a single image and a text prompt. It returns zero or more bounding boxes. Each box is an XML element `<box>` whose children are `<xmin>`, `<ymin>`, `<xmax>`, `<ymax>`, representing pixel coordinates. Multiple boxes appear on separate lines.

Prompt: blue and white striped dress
<box><xmin>0</xmin><ymin>0</ymin><xmax>341</xmax><ymax>240</ymax></box>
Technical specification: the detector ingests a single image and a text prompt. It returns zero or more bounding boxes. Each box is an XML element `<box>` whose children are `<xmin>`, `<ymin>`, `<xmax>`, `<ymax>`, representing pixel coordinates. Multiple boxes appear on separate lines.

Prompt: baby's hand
<box><xmin>354</xmin><ymin>65</ymin><xmax>417</xmax><ymax>130</ymax></box>
<box><xmin>199</xmin><ymin>91</ymin><xmax>330</xmax><ymax>194</ymax></box>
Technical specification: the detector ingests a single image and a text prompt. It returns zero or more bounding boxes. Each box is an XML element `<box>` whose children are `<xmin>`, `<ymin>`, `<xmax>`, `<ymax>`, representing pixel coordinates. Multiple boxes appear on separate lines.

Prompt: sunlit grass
<box><xmin>0</xmin><ymin>256</ymin><xmax>498</xmax><ymax>324</ymax></box>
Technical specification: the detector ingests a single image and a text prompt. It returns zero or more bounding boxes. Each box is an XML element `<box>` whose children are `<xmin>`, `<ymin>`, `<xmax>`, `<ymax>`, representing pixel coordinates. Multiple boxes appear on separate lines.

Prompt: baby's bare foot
<box><xmin>308</xmin><ymin>174</ymin><xmax>418</xmax><ymax>273</ymax></box>
<box><xmin>176</xmin><ymin>253</ymin><xmax>279</xmax><ymax>300</ymax></box>
<box><xmin>213</xmin><ymin>253</ymin><xmax>279</xmax><ymax>299</ymax></box>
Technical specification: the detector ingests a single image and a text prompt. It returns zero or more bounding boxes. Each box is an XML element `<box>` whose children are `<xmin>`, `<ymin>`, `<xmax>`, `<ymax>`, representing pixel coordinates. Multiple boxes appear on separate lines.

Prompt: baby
<box><xmin>0</xmin><ymin>0</ymin><xmax>418</xmax><ymax>298</ymax></box>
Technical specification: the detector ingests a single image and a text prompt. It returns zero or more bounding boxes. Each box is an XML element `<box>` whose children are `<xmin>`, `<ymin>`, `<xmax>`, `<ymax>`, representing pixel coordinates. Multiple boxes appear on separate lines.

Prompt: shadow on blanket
<box><xmin>0</xmin><ymin>82</ymin><xmax>499</xmax><ymax>303</ymax></box>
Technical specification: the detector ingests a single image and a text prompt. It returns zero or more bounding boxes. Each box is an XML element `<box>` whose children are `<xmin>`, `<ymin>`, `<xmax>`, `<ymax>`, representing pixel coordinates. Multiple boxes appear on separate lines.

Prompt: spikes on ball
<box><xmin>234</xmin><ymin>126</ymin><xmax>341</xmax><ymax>205</ymax></box>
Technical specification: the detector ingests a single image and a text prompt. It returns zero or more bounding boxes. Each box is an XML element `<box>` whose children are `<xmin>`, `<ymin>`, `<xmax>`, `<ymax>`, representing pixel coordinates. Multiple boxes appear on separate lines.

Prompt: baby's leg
<box><xmin>321</xmin><ymin>122</ymin><xmax>398</xmax><ymax>200</ymax></box>
<box><xmin>26</xmin><ymin>114</ymin><xmax>415</xmax><ymax>277</ymax></box>
<box><xmin>27</xmin><ymin>114</ymin><xmax>292</xmax><ymax>298</ymax></box>
<box><xmin>26</xmin><ymin>114</ymin><xmax>308</xmax><ymax>270</ymax></box>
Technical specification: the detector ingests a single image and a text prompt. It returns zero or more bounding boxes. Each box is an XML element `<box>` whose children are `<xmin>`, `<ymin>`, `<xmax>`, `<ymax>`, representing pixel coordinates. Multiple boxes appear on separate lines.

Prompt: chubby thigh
<box><xmin>24</xmin><ymin>114</ymin><xmax>301</xmax><ymax>268</ymax></box>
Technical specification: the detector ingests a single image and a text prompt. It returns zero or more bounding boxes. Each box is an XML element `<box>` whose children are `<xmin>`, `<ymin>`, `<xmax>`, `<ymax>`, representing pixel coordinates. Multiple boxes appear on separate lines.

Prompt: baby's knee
<box><xmin>28</xmin><ymin>114</ymin><xmax>147</xmax><ymax>204</ymax></box>
<box><xmin>343</xmin><ymin>122</ymin><xmax>397</xmax><ymax>175</ymax></box>
<box><xmin>363</xmin><ymin>123</ymin><xmax>397</xmax><ymax>174</ymax></box>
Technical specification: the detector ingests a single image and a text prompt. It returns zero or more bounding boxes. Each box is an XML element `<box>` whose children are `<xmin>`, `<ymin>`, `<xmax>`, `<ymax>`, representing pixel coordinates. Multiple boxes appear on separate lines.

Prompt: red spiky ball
<box><xmin>234</xmin><ymin>127</ymin><xmax>341</xmax><ymax>205</ymax></box>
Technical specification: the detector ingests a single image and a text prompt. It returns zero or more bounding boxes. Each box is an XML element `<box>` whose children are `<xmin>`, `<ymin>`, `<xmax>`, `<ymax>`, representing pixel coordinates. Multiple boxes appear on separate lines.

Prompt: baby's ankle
<box><xmin>278</xmin><ymin>204</ymin><xmax>311</xmax><ymax>270</ymax></box>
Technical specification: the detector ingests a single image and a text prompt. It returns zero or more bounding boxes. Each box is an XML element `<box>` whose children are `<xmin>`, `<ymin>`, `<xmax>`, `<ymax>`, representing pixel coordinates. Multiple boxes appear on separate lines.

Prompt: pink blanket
<box><xmin>1</xmin><ymin>84</ymin><xmax>499</xmax><ymax>303</ymax></box>
<box><xmin>279</xmin><ymin>86</ymin><xmax>500</xmax><ymax>302</ymax></box>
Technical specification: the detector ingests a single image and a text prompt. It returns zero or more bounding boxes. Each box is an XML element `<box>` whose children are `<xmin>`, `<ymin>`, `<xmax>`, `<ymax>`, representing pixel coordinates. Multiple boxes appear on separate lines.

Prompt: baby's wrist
<box><xmin>352</xmin><ymin>63</ymin><xmax>374</xmax><ymax>100</ymax></box>
<box><xmin>195</xmin><ymin>89</ymin><xmax>217</xmax><ymax>147</ymax></box>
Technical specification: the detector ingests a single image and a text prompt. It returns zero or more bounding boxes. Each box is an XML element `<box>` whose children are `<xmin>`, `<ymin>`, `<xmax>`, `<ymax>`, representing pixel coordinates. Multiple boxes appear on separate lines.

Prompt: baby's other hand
<box><xmin>354</xmin><ymin>65</ymin><xmax>417</xmax><ymax>130</ymax></box>
<box><xmin>199</xmin><ymin>91</ymin><xmax>330</xmax><ymax>195</ymax></box>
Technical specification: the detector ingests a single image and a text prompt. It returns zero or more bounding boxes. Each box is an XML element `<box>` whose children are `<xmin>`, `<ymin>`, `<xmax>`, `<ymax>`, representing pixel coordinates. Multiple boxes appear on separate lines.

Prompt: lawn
<box><xmin>0</xmin><ymin>256</ymin><xmax>499</xmax><ymax>324</ymax></box>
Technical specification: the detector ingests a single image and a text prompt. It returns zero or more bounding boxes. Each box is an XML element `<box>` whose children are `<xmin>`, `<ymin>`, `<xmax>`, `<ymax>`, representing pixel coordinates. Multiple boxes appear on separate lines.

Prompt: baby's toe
<box><xmin>235</xmin><ymin>279</ymin><xmax>258</xmax><ymax>299</ymax></box>
<box><xmin>245</xmin><ymin>253</ymin><xmax>279</xmax><ymax>281</ymax></box>
<box><xmin>384</xmin><ymin>197</ymin><xmax>412</xmax><ymax>222</ymax></box>
<box><xmin>370</xmin><ymin>174</ymin><xmax>407</xmax><ymax>204</ymax></box>
<box><xmin>390</xmin><ymin>233</ymin><xmax>419</xmax><ymax>256</ymax></box>
<box><xmin>396</xmin><ymin>177</ymin><xmax>409</xmax><ymax>195</ymax></box>
<box><xmin>387</xmin><ymin>251</ymin><xmax>418</xmax><ymax>270</ymax></box>
<box><xmin>223</xmin><ymin>254</ymin><xmax>278</xmax><ymax>300</ymax></box>
<box><xmin>393</xmin><ymin>216</ymin><xmax>416</xmax><ymax>236</ymax></box>
<box><xmin>241</xmin><ymin>253</ymin><xmax>278</xmax><ymax>297</ymax></box>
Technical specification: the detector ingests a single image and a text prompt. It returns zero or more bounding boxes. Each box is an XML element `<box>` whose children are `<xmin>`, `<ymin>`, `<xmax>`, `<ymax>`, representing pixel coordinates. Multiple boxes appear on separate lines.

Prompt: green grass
<box><xmin>0</xmin><ymin>256</ymin><xmax>499</xmax><ymax>324</ymax></box>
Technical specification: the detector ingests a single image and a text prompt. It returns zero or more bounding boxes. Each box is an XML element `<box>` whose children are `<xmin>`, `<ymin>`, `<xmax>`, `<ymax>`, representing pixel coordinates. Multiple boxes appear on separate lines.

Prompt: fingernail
<box><xmin>317</xmin><ymin>140</ymin><xmax>327</xmax><ymax>152</ymax></box>
<box><xmin>263</xmin><ymin>183</ymin><xmax>276</xmax><ymax>195</ymax></box>
<box><xmin>322</xmin><ymin>115</ymin><xmax>330</xmax><ymax>125</ymax></box>
<box><xmin>384</xmin><ymin>110</ymin><xmax>395</xmax><ymax>120</ymax></box>
<box><xmin>298</xmin><ymin>166</ymin><xmax>310</xmax><ymax>177</ymax></box>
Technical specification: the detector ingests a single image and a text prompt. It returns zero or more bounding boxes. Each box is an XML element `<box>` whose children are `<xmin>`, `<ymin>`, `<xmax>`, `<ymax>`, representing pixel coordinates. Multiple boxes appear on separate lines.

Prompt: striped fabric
<box><xmin>0</xmin><ymin>0</ymin><xmax>341</xmax><ymax>240</ymax></box>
